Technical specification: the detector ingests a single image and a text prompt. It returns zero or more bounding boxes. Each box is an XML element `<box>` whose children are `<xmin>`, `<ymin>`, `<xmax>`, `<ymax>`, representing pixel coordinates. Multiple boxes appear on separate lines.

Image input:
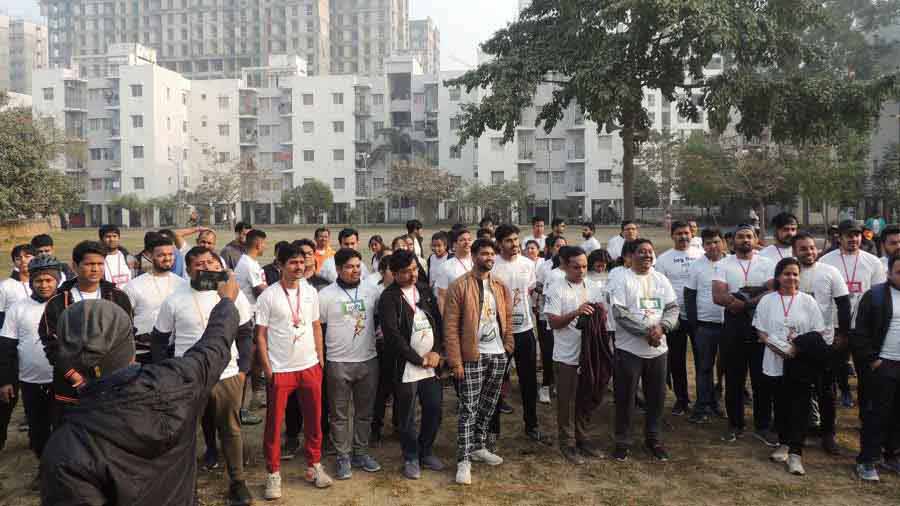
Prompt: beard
<box><xmin>582</xmin><ymin>232</ymin><xmax>591</xmax><ymax>239</ymax></box>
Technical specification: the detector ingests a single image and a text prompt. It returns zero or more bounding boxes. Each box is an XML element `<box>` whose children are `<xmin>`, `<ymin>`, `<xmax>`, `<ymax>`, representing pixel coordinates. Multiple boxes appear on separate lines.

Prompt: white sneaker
<box><xmin>455</xmin><ymin>461</ymin><xmax>472</xmax><ymax>485</ymax></box>
<box><xmin>264</xmin><ymin>472</ymin><xmax>282</xmax><ymax>500</ymax></box>
<box><xmin>787</xmin><ymin>454</ymin><xmax>805</xmax><ymax>476</ymax></box>
<box><xmin>471</xmin><ymin>448</ymin><xmax>504</xmax><ymax>466</ymax></box>
<box><xmin>305</xmin><ymin>463</ymin><xmax>334</xmax><ymax>489</ymax></box>
<box><xmin>770</xmin><ymin>444</ymin><xmax>789</xmax><ymax>463</ymax></box>
<box><xmin>539</xmin><ymin>386</ymin><xmax>551</xmax><ymax>404</ymax></box>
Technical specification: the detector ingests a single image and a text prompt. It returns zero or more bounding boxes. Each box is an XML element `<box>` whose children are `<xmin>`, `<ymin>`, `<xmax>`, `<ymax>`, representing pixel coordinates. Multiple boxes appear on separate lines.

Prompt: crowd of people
<box><xmin>0</xmin><ymin>213</ymin><xmax>899</xmax><ymax>505</ymax></box>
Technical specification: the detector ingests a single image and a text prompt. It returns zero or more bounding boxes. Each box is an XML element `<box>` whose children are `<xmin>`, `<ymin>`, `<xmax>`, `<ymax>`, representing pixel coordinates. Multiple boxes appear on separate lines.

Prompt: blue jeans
<box><xmin>394</xmin><ymin>376</ymin><xmax>442</xmax><ymax>462</ymax></box>
<box><xmin>692</xmin><ymin>323</ymin><xmax>721</xmax><ymax>415</ymax></box>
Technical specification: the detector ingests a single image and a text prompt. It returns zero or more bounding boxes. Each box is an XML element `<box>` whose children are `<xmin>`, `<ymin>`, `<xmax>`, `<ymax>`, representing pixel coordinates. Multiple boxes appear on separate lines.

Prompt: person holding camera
<box><xmin>151</xmin><ymin>247</ymin><xmax>255</xmax><ymax>506</ymax></box>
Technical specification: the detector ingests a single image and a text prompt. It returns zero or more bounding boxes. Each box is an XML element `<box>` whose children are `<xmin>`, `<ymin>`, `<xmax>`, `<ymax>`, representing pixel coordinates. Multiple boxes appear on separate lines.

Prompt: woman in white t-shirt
<box><xmin>753</xmin><ymin>257</ymin><xmax>826</xmax><ymax>477</ymax></box>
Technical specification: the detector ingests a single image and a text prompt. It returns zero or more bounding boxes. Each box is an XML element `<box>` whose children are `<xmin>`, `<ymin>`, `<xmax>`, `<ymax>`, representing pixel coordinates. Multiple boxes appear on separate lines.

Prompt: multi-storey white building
<box><xmin>408</xmin><ymin>18</ymin><xmax>439</xmax><ymax>77</ymax></box>
<box><xmin>329</xmin><ymin>0</ymin><xmax>409</xmax><ymax>76</ymax></box>
<box><xmin>0</xmin><ymin>16</ymin><xmax>49</xmax><ymax>94</ymax></box>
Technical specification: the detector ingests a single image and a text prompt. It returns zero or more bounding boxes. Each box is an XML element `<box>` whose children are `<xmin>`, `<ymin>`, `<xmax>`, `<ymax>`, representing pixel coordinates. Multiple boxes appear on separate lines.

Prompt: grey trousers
<box><xmin>614</xmin><ymin>349</ymin><xmax>668</xmax><ymax>447</ymax></box>
<box><xmin>326</xmin><ymin>358</ymin><xmax>379</xmax><ymax>456</ymax></box>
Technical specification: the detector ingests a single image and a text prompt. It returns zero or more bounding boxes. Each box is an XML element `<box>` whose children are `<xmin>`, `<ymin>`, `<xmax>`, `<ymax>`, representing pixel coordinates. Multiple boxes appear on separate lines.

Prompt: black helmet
<box><xmin>28</xmin><ymin>255</ymin><xmax>63</xmax><ymax>278</ymax></box>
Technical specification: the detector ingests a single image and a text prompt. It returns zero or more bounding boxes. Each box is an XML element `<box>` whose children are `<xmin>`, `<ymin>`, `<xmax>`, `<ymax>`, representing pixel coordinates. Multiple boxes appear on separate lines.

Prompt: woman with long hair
<box><xmin>369</xmin><ymin>235</ymin><xmax>387</xmax><ymax>273</ymax></box>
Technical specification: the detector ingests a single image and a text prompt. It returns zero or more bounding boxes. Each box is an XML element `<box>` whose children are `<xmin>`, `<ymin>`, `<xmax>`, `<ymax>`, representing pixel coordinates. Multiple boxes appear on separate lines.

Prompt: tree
<box><xmin>297</xmin><ymin>179</ymin><xmax>333</xmax><ymax>223</ymax></box>
<box><xmin>633</xmin><ymin>170</ymin><xmax>660</xmax><ymax>221</ymax></box>
<box><xmin>191</xmin><ymin>154</ymin><xmax>270</xmax><ymax>227</ymax></box>
<box><xmin>281</xmin><ymin>185</ymin><xmax>304</xmax><ymax>224</ymax></box>
<box><xmin>446</xmin><ymin>0</ymin><xmax>900</xmax><ymax>220</ymax></box>
<box><xmin>462</xmin><ymin>179</ymin><xmax>532</xmax><ymax>224</ymax></box>
<box><xmin>636</xmin><ymin>130</ymin><xmax>681</xmax><ymax>208</ymax></box>
<box><xmin>0</xmin><ymin>92</ymin><xmax>81</xmax><ymax>221</ymax></box>
<box><xmin>873</xmin><ymin>143</ymin><xmax>900</xmax><ymax>220</ymax></box>
<box><xmin>384</xmin><ymin>159</ymin><xmax>456</xmax><ymax>224</ymax></box>
<box><xmin>676</xmin><ymin>132</ymin><xmax>730</xmax><ymax>212</ymax></box>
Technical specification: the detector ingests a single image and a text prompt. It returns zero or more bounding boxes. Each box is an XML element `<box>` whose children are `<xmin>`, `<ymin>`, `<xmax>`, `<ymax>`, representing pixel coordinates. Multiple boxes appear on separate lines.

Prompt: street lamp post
<box><xmin>358</xmin><ymin>151</ymin><xmax>371</xmax><ymax>225</ymax></box>
<box><xmin>540</xmin><ymin>138</ymin><xmax>553</xmax><ymax>221</ymax></box>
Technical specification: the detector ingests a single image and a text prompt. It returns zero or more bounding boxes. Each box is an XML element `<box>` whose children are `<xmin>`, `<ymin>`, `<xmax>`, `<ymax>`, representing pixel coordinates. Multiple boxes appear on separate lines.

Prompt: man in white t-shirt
<box><xmin>234</xmin><ymin>229</ymin><xmax>269</xmax><ymax>313</ymax></box>
<box><xmin>607</xmin><ymin>239</ymin><xmax>679</xmax><ymax>462</ymax></box>
<box><xmin>544</xmin><ymin>246</ymin><xmax>607</xmax><ymax>464</ymax></box>
<box><xmin>606</xmin><ymin>221</ymin><xmax>639</xmax><ymax>261</ymax></box>
<box><xmin>712</xmin><ymin>225</ymin><xmax>777</xmax><ymax>445</ymax></box>
<box><xmin>492</xmin><ymin>224</ymin><xmax>547</xmax><ymax>443</ymax></box>
<box><xmin>435</xmin><ymin>228</ymin><xmax>474</xmax><ymax>314</ymax></box>
<box><xmin>99</xmin><ymin>224</ymin><xmax>133</xmax><ymax>288</ymax></box>
<box><xmin>759</xmin><ymin>212</ymin><xmax>798</xmax><ymax>262</ymax></box>
<box><xmin>792</xmin><ymin>232</ymin><xmax>851</xmax><ymax>455</ymax></box>
<box><xmin>319</xmin><ymin>228</ymin><xmax>371</xmax><ymax>283</ymax></box>
<box><xmin>654</xmin><ymin>221</ymin><xmax>703</xmax><ymax>416</ymax></box>
<box><xmin>684</xmin><ymin>228</ymin><xmax>727</xmax><ymax>423</ymax></box>
<box><xmin>255</xmin><ymin>243</ymin><xmax>333</xmax><ymax>497</ymax></box>
<box><xmin>520</xmin><ymin>216</ymin><xmax>547</xmax><ymax>253</ymax></box>
<box><xmin>318</xmin><ymin>248</ymin><xmax>382</xmax><ymax>480</ymax></box>
<box><xmin>152</xmin><ymin>246</ymin><xmax>256</xmax><ymax>505</ymax></box>
<box><xmin>534</xmin><ymin>234</ymin><xmax>568</xmax><ymax>403</ymax></box>
<box><xmin>0</xmin><ymin>245</ymin><xmax>34</xmax><ymax>329</ymax></box>
<box><xmin>123</xmin><ymin>236</ymin><xmax>186</xmax><ymax>364</ymax></box>
<box><xmin>579</xmin><ymin>222</ymin><xmax>602</xmax><ymax>254</ymax></box>
<box><xmin>0</xmin><ymin>257</ymin><xmax>61</xmax><ymax>485</ymax></box>
<box><xmin>819</xmin><ymin>219</ymin><xmax>887</xmax><ymax>408</ymax></box>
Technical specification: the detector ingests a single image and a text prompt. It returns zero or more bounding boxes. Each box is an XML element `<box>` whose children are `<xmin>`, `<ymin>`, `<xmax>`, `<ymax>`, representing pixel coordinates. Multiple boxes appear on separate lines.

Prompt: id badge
<box><xmin>639</xmin><ymin>298</ymin><xmax>661</xmax><ymax>310</ymax></box>
<box><xmin>512</xmin><ymin>311</ymin><xmax>525</xmax><ymax>327</ymax></box>
<box><xmin>112</xmin><ymin>274</ymin><xmax>129</xmax><ymax>287</ymax></box>
<box><xmin>413</xmin><ymin>317</ymin><xmax>431</xmax><ymax>332</ymax></box>
<box><xmin>847</xmin><ymin>281</ymin><xmax>863</xmax><ymax>294</ymax></box>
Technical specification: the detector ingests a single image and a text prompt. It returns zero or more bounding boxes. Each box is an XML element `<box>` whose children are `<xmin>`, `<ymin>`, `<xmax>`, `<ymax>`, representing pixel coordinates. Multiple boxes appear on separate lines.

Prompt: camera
<box><xmin>191</xmin><ymin>270</ymin><xmax>228</xmax><ymax>291</ymax></box>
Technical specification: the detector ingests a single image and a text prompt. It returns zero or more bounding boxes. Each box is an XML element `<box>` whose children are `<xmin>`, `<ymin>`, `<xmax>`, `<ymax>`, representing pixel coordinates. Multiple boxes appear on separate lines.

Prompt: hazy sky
<box><xmin>0</xmin><ymin>0</ymin><xmax>518</xmax><ymax>71</ymax></box>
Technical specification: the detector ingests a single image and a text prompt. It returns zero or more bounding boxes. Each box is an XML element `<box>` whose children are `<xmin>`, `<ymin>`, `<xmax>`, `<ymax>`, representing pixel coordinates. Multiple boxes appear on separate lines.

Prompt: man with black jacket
<box><xmin>40</xmin><ymin>275</ymin><xmax>243</xmax><ymax>506</ymax></box>
<box><xmin>378</xmin><ymin>250</ymin><xmax>445</xmax><ymax>480</ymax></box>
<box><xmin>39</xmin><ymin>240</ymin><xmax>134</xmax><ymax>407</ymax></box>
<box><xmin>851</xmin><ymin>255</ymin><xmax>900</xmax><ymax>482</ymax></box>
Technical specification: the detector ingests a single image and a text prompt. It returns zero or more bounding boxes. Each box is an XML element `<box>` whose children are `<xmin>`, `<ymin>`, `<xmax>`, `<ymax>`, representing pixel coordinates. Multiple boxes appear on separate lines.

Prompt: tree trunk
<box><xmin>622</xmin><ymin>123</ymin><xmax>636</xmax><ymax>221</ymax></box>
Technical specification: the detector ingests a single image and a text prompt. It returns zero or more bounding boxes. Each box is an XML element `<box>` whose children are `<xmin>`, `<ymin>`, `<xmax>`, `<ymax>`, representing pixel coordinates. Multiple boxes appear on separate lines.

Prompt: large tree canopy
<box><xmin>446</xmin><ymin>0</ymin><xmax>900</xmax><ymax>220</ymax></box>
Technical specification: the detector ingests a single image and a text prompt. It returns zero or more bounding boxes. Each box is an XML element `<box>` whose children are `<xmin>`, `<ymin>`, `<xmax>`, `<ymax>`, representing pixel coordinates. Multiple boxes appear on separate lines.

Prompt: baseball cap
<box><xmin>838</xmin><ymin>219</ymin><xmax>862</xmax><ymax>235</ymax></box>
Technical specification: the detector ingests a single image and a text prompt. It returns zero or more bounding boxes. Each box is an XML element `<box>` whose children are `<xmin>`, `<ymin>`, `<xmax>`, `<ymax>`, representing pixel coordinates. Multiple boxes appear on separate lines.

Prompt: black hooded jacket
<box><xmin>40</xmin><ymin>298</ymin><xmax>239</xmax><ymax>506</ymax></box>
<box><xmin>377</xmin><ymin>281</ymin><xmax>443</xmax><ymax>381</ymax></box>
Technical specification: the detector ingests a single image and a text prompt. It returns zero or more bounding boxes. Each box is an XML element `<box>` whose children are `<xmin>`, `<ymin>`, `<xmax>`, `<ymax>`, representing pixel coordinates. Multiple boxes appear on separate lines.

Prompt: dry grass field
<box><xmin>0</xmin><ymin>225</ymin><xmax>896</xmax><ymax>505</ymax></box>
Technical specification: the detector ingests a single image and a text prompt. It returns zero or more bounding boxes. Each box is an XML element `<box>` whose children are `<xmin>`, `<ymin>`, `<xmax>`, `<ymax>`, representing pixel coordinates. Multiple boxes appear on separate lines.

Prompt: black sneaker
<box><xmin>613</xmin><ymin>445</ymin><xmax>630</xmax><ymax>462</ymax></box>
<box><xmin>281</xmin><ymin>437</ymin><xmax>300</xmax><ymax>460</ymax></box>
<box><xmin>498</xmin><ymin>398</ymin><xmax>514</xmax><ymax>415</ymax></box>
<box><xmin>721</xmin><ymin>427</ymin><xmax>743</xmax><ymax>443</ymax></box>
<box><xmin>561</xmin><ymin>446</ymin><xmax>585</xmax><ymax>465</ymax></box>
<box><xmin>201</xmin><ymin>447</ymin><xmax>219</xmax><ymax>471</ymax></box>
<box><xmin>228</xmin><ymin>480</ymin><xmax>253</xmax><ymax>506</ymax></box>
<box><xmin>671</xmin><ymin>401</ymin><xmax>690</xmax><ymax>416</ymax></box>
<box><xmin>525</xmin><ymin>427</ymin><xmax>553</xmax><ymax>445</ymax></box>
<box><xmin>688</xmin><ymin>411</ymin><xmax>711</xmax><ymax>424</ymax></box>
<box><xmin>645</xmin><ymin>441</ymin><xmax>670</xmax><ymax>462</ymax></box>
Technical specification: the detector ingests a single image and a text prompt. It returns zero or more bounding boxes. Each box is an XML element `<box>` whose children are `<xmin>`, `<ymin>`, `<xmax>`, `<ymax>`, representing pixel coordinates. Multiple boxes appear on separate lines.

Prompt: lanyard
<box><xmin>779</xmin><ymin>293</ymin><xmax>796</xmax><ymax>320</ymax></box>
<box><xmin>21</xmin><ymin>281</ymin><xmax>30</xmax><ymax>297</ymax></box>
<box><xmin>106</xmin><ymin>252</ymin><xmax>126</xmax><ymax>278</ymax></box>
<box><xmin>456</xmin><ymin>256</ymin><xmax>472</xmax><ymax>272</ymax></box>
<box><xmin>341</xmin><ymin>285</ymin><xmax>360</xmax><ymax>303</ymax></box>
<box><xmin>839</xmin><ymin>252</ymin><xmax>859</xmax><ymax>284</ymax></box>
<box><xmin>567</xmin><ymin>280</ymin><xmax>588</xmax><ymax>304</ymax></box>
<box><xmin>401</xmin><ymin>286</ymin><xmax>418</xmax><ymax>313</ymax></box>
<box><xmin>281</xmin><ymin>283</ymin><xmax>303</xmax><ymax>328</ymax></box>
<box><xmin>737</xmin><ymin>255</ymin><xmax>754</xmax><ymax>284</ymax></box>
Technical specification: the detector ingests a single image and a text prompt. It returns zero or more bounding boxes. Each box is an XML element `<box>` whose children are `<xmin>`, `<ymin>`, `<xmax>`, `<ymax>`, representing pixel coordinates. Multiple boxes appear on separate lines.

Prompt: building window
<box><xmin>218</xmin><ymin>152</ymin><xmax>230</xmax><ymax>163</ymax></box>
<box><xmin>90</xmin><ymin>148</ymin><xmax>102</xmax><ymax>160</ymax></box>
<box><xmin>260</xmin><ymin>125</ymin><xmax>271</xmax><ymax>136</ymax></box>
<box><xmin>218</xmin><ymin>96</ymin><xmax>230</xmax><ymax>109</ymax></box>
<box><xmin>133</xmin><ymin>177</ymin><xmax>145</xmax><ymax>190</ymax></box>
<box><xmin>414</xmin><ymin>121</ymin><xmax>425</xmax><ymax>131</ymax></box>
<box><xmin>450</xmin><ymin>117</ymin><xmax>460</xmax><ymax>130</ymax></box>
<box><xmin>42</xmin><ymin>87</ymin><xmax>54</xmax><ymax>100</ymax></box>
<box><xmin>598</xmin><ymin>170</ymin><xmax>612</xmax><ymax>183</ymax></box>
<box><xmin>133</xmin><ymin>146</ymin><xmax>144</xmax><ymax>159</ymax></box>
<box><xmin>332</xmin><ymin>92</ymin><xmax>343</xmax><ymax>105</ymax></box>
<box><xmin>302</xmin><ymin>93</ymin><xmax>314</xmax><ymax>105</ymax></box>
<box><xmin>449</xmin><ymin>145</ymin><xmax>461</xmax><ymax>159</ymax></box>
<box><xmin>491</xmin><ymin>171</ymin><xmax>504</xmax><ymax>185</ymax></box>
<box><xmin>303</xmin><ymin>150</ymin><xmax>314</xmax><ymax>161</ymax></box>
<box><xmin>536</xmin><ymin>171</ymin><xmax>549</xmax><ymax>184</ymax></box>
<box><xmin>333</xmin><ymin>177</ymin><xmax>345</xmax><ymax>190</ymax></box>
<box><xmin>131</xmin><ymin>84</ymin><xmax>142</xmax><ymax>97</ymax></box>
<box><xmin>449</xmin><ymin>87</ymin><xmax>461</xmax><ymax>101</ymax></box>
<box><xmin>91</xmin><ymin>178</ymin><xmax>102</xmax><ymax>191</ymax></box>
<box><xmin>372</xmin><ymin>94</ymin><xmax>384</xmax><ymax>105</ymax></box>
<box><xmin>303</xmin><ymin>121</ymin><xmax>314</xmax><ymax>133</ymax></box>
<box><xmin>182</xmin><ymin>121</ymin><xmax>188</xmax><ymax>132</ymax></box>
<box><xmin>552</xmin><ymin>171</ymin><xmax>565</xmax><ymax>184</ymax></box>
<box><xmin>373</xmin><ymin>121</ymin><xmax>384</xmax><ymax>132</ymax></box>
<box><xmin>218</xmin><ymin>124</ymin><xmax>230</xmax><ymax>136</ymax></box>
<box><xmin>131</xmin><ymin>115</ymin><xmax>143</xmax><ymax>128</ymax></box>
<box><xmin>373</xmin><ymin>177</ymin><xmax>384</xmax><ymax>191</ymax></box>
<box><xmin>333</xmin><ymin>149</ymin><xmax>344</xmax><ymax>161</ymax></box>
<box><xmin>333</xmin><ymin>121</ymin><xmax>344</xmax><ymax>133</ymax></box>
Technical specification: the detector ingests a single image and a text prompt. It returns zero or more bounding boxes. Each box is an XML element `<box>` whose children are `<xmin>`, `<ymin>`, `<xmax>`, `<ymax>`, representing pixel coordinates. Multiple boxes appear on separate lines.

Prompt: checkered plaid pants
<box><xmin>457</xmin><ymin>352</ymin><xmax>508</xmax><ymax>462</ymax></box>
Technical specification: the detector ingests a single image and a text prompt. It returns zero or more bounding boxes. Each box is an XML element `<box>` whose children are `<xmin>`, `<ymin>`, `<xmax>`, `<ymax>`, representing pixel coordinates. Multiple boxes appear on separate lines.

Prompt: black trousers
<box><xmin>721</xmin><ymin>312</ymin><xmax>772</xmax><ymax>432</ymax></box>
<box><xmin>667</xmin><ymin>321</ymin><xmax>691</xmax><ymax>405</ymax></box>
<box><xmin>21</xmin><ymin>382</ymin><xmax>55</xmax><ymax>459</ymax></box>
<box><xmin>0</xmin><ymin>383</ymin><xmax>18</xmax><ymax>450</ymax></box>
<box><xmin>371</xmin><ymin>339</ymin><xmax>396</xmax><ymax>436</ymax></box>
<box><xmin>773</xmin><ymin>375</ymin><xmax>811</xmax><ymax>455</ymax></box>
<box><xmin>858</xmin><ymin>359</ymin><xmax>900</xmax><ymax>464</ymax></box>
<box><xmin>513</xmin><ymin>329</ymin><xmax>539</xmax><ymax>430</ymax></box>
<box><xmin>815</xmin><ymin>345</ymin><xmax>842</xmax><ymax>436</ymax></box>
<box><xmin>394</xmin><ymin>376</ymin><xmax>442</xmax><ymax>462</ymax></box>
<box><xmin>536</xmin><ymin>321</ymin><xmax>555</xmax><ymax>387</ymax></box>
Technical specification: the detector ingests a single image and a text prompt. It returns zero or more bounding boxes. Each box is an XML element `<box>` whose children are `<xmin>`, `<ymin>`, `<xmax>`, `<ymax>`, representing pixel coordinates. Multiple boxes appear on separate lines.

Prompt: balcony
<box><xmin>355</xmin><ymin>103</ymin><xmax>371</xmax><ymax>116</ymax></box>
<box><xmin>518</xmin><ymin>148</ymin><xmax>535</xmax><ymax>162</ymax></box>
<box><xmin>104</xmin><ymin>93</ymin><xmax>120</xmax><ymax>108</ymax></box>
<box><xmin>240</xmin><ymin>131</ymin><xmax>258</xmax><ymax>145</ymax></box>
<box><xmin>568</xmin><ymin>148</ymin><xmax>585</xmax><ymax>161</ymax></box>
<box><xmin>110</xmin><ymin>128</ymin><xmax>120</xmax><ymax>139</ymax></box>
<box><xmin>567</xmin><ymin>182</ymin><xmax>586</xmax><ymax>194</ymax></box>
<box><xmin>424</xmin><ymin>125</ymin><xmax>438</xmax><ymax>139</ymax></box>
<box><xmin>239</xmin><ymin>104</ymin><xmax>258</xmax><ymax>117</ymax></box>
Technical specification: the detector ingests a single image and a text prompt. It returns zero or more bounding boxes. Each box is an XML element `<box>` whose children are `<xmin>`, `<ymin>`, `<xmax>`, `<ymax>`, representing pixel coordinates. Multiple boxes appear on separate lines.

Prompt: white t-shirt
<box><xmin>434</xmin><ymin>255</ymin><xmax>473</xmax><ymax>291</ymax></box>
<box><xmin>318</xmin><ymin>282</ymin><xmax>379</xmax><ymax>362</ymax></box>
<box><xmin>819</xmin><ymin>249</ymin><xmax>887</xmax><ymax>329</ymax></box>
<box><xmin>103</xmin><ymin>250</ymin><xmax>132</xmax><ymax>288</ymax></box>
<box><xmin>521</xmin><ymin>234</ymin><xmax>547</xmax><ymax>252</ymax></box>
<box><xmin>654</xmin><ymin>247</ymin><xmax>703</xmax><ymax>314</ymax></box>
<box><xmin>122</xmin><ymin>272</ymin><xmax>187</xmax><ymax>336</ymax></box>
<box><xmin>0</xmin><ymin>278</ymin><xmax>32</xmax><ymax>314</ymax></box>
<box><xmin>543</xmin><ymin>278</ymin><xmax>603</xmax><ymax>365</ymax></box>
<box><xmin>759</xmin><ymin>244</ymin><xmax>794</xmax><ymax>263</ymax></box>
<box><xmin>686</xmin><ymin>255</ymin><xmax>726</xmax><ymax>324</ymax></box>
<box><xmin>428</xmin><ymin>254</ymin><xmax>449</xmax><ymax>286</ymax></box>
<box><xmin>881</xmin><ymin>287</ymin><xmax>900</xmax><ymax>360</ymax></box>
<box><xmin>478</xmin><ymin>281</ymin><xmax>505</xmax><ymax>355</ymax></box>
<box><xmin>70</xmin><ymin>287</ymin><xmax>101</xmax><ymax>302</ymax></box>
<box><xmin>234</xmin><ymin>254</ymin><xmax>265</xmax><ymax>310</ymax></box>
<box><xmin>0</xmin><ymin>297</ymin><xmax>52</xmax><ymax>384</ymax></box>
<box><xmin>155</xmin><ymin>285</ymin><xmax>252</xmax><ymax>380</ymax></box>
<box><xmin>607</xmin><ymin>269</ymin><xmax>677</xmax><ymax>359</ymax></box>
<box><xmin>883</xmin><ymin>256</ymin><xmax>890</xmax><ymax>274</ymax></box>
<box><xmin>606</xmin><ymin>235</ymin><xmax>626</xmax><ymax>260</ymax></box>
<box><xmin>319</xmin><ymin>255</ymin><xmax>371</xmax><ymax>284</ymax></box>
<box><xmin>492</xmin><ymin>255</ymin><xmax>536</xmax><ymax>333</ymax></box>
<box><xmin>690</xmin><ymin>237</ymin><xmax>703</xmax><ymax>250</ymax></box>
<box><xmin>604</xmin><ymin>266</ymin><xmax>631</xmax><ymax>332</ymax></box>
<box><xmin>798</xmin><ymin>262</ymin><xmax>849</xmax><ymax>344</ymax></box>
<box><xmin>537</xmin><ymin>264</ymin><xmax>565</xmax><ymax>322</ymax></box>
<box><xmin>255</xmin><ymin>281</ymin><xmax>320</xmax><ymax>373</ymax></box>
<box><xmin>753</xmin><ymin>291</ymin><xmax>826</xmax><ymax>377</ymax></box>
<box><xmin>580</xmin><ymin>237</ymin><xmax>602</xmax><ymax>255</ymax></box>
<box><xmin>712</xmin><ymin>252</ymin><xmax>776</xmax><ymax>293</ymax></box>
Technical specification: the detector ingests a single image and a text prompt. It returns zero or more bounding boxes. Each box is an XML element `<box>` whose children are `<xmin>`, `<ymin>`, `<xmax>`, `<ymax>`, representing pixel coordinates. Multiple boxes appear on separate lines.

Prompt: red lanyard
<box><xmin>839</xmin><ymin>252</ymin><xmax>859</xmax><ymax>284</ymax></box>
<box><xmin>402</xmin><ymin>287</ymin><xmax>418</xmax><ymax>313</ymax></box>
<box><xmin>738</xmin><ymin>255</ymin><xmax>753</xmax><ymax>284</ymax></box>
<box><xmin>779</xmin><ymin>293</ymin><xmax>796</xmax><ymax>320</ymax></box>
<box><xmin>106</xmin><ymin>253</ymin><xmax>126</xmax><ymax>277</ymax></box>
<box><xmin>280</xmin><ymin>283</ymin><xmax>303</xmax><ymax>328</ymax></box>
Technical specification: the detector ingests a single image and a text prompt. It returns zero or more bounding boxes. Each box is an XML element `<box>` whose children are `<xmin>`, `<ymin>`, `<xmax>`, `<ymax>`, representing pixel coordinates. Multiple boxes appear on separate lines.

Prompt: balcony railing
<box><xmin>355</xmin><ymin>103</ymin><xmax>371</xmax><ymax>115</ymax></box>
<box><xmin>240</xmin><ymin>132</ymin><xmax>258</xmax><ymax>144</ymax></box>
<box><xmin>568</xmin><ymin>148</ymin><xmax>585</xmax><ymax>159</ymax></box>
<box><xmin>518</xmin><ymin>148</ymin><xmax>534</xmax><ymax>160</ymax></box>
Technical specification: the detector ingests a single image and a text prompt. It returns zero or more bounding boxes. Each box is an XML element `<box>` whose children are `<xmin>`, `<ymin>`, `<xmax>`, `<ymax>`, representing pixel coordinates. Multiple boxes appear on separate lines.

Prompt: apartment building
<box><xmin>40</xmin><ymin>0</ymin><xmax>331</xmax><ymax>78</ymax></box>
<box><xmin>409</xmin><ymin>18</ymin><xmax>439</xmax><ymax>76</ymax></box>
<box><xmin>329</xmin><ymin>0</ymin><xmax>409</xmax><ymax>76</ymax></box>
<box><xmin>0</xmin><ymin>17</ymin><xmax>8</xmax><ymax>91</ymax></box>
<box><xmin>0</xmin><ymin>16</ymin><xmax>49</xmax><ymax>94</ymax></box>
